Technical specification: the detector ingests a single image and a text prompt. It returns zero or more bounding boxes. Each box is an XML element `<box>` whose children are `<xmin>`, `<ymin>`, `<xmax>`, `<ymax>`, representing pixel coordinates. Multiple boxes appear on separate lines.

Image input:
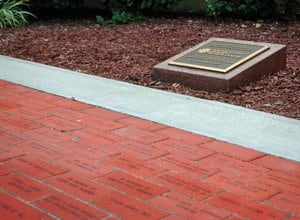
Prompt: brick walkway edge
<box><xmin>1</xmin><ymin>80</ymin><xmax>300</xmax><ymax>219</ymax></box>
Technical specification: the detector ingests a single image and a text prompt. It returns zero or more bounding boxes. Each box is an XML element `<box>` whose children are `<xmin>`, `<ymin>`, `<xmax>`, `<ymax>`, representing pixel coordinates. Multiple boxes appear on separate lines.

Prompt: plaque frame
<box><xmin>168</xmin><ymin>40</ymin><xmax>269</xmax><ymax>73</ymax></box>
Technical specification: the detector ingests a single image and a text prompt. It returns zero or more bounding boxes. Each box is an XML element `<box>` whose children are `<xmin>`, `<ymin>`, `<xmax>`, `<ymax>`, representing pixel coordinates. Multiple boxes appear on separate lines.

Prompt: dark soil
<box><xmin>0</xmin><ymin>18</ymin><xmax>299</xmax><ymax>119</ymax></box>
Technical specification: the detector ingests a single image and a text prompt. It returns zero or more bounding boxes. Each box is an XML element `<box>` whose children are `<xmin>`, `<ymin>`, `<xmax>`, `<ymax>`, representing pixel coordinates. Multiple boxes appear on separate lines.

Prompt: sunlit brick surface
<box><xmin>1</xmin><ymin>80</ymin><xmax>299</xmax><ymax>219</ymax></box>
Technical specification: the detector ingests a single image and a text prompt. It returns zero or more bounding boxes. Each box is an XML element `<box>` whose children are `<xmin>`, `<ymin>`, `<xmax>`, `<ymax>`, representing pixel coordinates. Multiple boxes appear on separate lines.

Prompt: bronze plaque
<box><xmin>168</xmin><ymin>40</ymin><xmax>269</xmax><ymax>73</ymax></box>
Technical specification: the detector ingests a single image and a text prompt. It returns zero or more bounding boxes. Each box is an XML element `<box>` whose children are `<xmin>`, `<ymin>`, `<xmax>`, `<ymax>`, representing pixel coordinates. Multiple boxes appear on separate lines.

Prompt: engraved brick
<box><xmin>17</xmin><ymin>98</ymin><xmax>55</xmax><ymax>111</ymax></box>
<box><xmin>252</xmin><ymin>155</ymin><xmax>300</xmax><ymax>178</ymax></box>
<box><xmin>70</xmin><ymin>130</ymin><xmax>113</xmax><ymax>146</ymax></box>
<box><xmin>267</xmin><ymin>192</ymin><xmax>300</xmax><ymax>215</ymax></box>
<box><xmin>200</xmin><ymin>154</ymin><xmax>269</xmax><ymax>177</ymax></box>
<box><xmin>46</xmin><ymin>173</ymin><xmax>112</xmax><ymax>201</ymax></box>
<box><xmin>82</xmin><ymin>107</ymin><xmax>127</xmax><ymax>121</ymax></box>
<box><xmin>0</xmin><ymin>173</ymin><xmax>55</xmax><ymax>201</ymax></box>
<box><xmin>0</xmin><ymin>144</ymin><xmax>25</xmax><ymax>162</ymax></box>
<box><xmin>205</xmin><ymin>172</ymin><xmax>280</xmax><ymax>200</ymax></box>
<box><xmin>22</xmin><ymin>90</ymin><xmax>62</xmax><ymax>102</ymax></box>
<box><xmin>38</xmin><ymin>116</ymin><xmax>83</xmax><ymax>131</ymax></box>
<box><xmin>62</xmin><ymin>141</ymin><xmax>115</xmax><ymax>160</ymax></box>
<box><xmin>0</xmin><ymin>115</ymin><xmax>40</xmax><ymax>131</ymax></box>
<box><xmin>78</xmin><ymin>116</ymin><xmax>125</xmax><ymax>131</ymax></box>
<box><xmin>25</xmin><ymin>127</ymin><xmax>73</xmax><ymax>144</ymax></box>
<box><xmin>53</xmin><ymin>155</ymin><xmax>113</xmax><ymax>179</ymax></box>
<box><xmin>5</xmin><ymin>107</ymin><xmax>47</xmax><ymax>120</ymax></box>
<box><xmin>149</xmin><ymin>192</ymin><xmax>231</xmax><ymax>219</ymax></box>
<box><xmin>0</xmin><ymin>165</ymin><xmax>11</xmax><ymax>176</ymax></box>
<box><xmin>154</xmin><ymin>127</ymin><xmax>212</xmax><ymax>145</ymax></box>
<box><xmin>153</xmin><ymin>155</ymin><xmax>218</xmax><ymax>179</ymax></box>
<box><xmin>19</xmin><ymin>141</ymin><xmax>72</xmax><ymax>161</ymax></box>
<box><xmin>0</xmin><ymin>100</ymin><xmax>20</xmax><ymax>110</ymax></box>
<box><xmin>0</xmin><ymin>127</ymin><xmax>31</xmax><ymax>145</ymax></box>
<box><xmin>45</xmin><ymin>107</ymin><xmax>86</xmax><ymax>120</ymax></box>
<box><xmin>154</xmin><ymin>139</ymin><xmax>214</xmax><ymax>160</ymax></box>
<box><xmin>35</xmin><ymin>193</ymin><xmax>106</xmax><ymax>219</ymax></box>
<box><xmin>151</xmin><ymin>172</ymin><xmax>220</xmax><ymax>200</ymax></box>
<box><xmin>4</xmin><ymin>155</ymin><xmax>67</xmax><ymax>179</ymax></box>
<box><xmin>108</xmin><ymin>140</ymin><xmax>168</xmax><ymax>160</ymax></box>
<box><xmin>257</xmin><ymin>170</ymin><xmax>300</xmax><ymax>195</ymax></box>
<box><xmin>81</xmin><ymin>127</ymin><xmax>123</xmax><ymax>142</ymax></box>
<box><xmin>100</xmin><ymin>172</ymin><xmax>167</xmax><ymax>200</ymax></box>
<box><xmin>93</xmin><ymin>191</ymin><xmax>168</xmax><ymax>219</ymax></box>
<box><xmin>105</xmin><ymin>154</ymin><xmax>166</xmax><ymax>178</ymax></box>
<box><xmin>112</xmin><ymin>127</ymin><xmax>167</xmax><ymax>144</ymax></box>
<box><xmin>117</xmin><ymin>117</ymin><xmax>167</xmax><ymax>132</ymax></box>
<box><xmin>200</xmin><ymin>140</ymin><xmax>265</xmax><ymax>161</ymax></box>
<box><xmin>208</xmin><ymin>192</ymin><xmax>288</xmax><ymax>219</ymax></box>
<box><xmin>0</xmin><ymin>193</ymin><xmax>49</xmax><ymax>219</ymax></box>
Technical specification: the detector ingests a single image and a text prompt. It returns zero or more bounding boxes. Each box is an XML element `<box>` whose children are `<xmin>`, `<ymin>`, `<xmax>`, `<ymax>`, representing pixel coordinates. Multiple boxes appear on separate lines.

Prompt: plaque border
<box><xmin>168</xmin><ymin>40</ymin><xmax>270</xmax><ymax>73</ymax></box>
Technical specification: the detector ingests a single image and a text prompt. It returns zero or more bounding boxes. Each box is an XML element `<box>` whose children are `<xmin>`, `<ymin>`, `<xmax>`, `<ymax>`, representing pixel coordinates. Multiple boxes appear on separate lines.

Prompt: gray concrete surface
<box><xmin>1</xmin><ymin>55</ymin><xmax>299</xmax><ymax>162</ymax></box>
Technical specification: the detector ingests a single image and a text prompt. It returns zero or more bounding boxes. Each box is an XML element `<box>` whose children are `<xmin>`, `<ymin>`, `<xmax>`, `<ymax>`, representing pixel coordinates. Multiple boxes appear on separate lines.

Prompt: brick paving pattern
<box><xmin>0</xmin><ymin>80</ymin><xmax>300</xmax><ymax>219</ymax></box>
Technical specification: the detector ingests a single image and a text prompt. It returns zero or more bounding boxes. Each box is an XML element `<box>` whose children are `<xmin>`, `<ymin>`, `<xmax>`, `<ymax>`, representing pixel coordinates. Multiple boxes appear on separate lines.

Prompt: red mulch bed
<box><xmin>0</xmin><ymin>18</ymin><xmax>299</xmax><ymax>119</ymax></box>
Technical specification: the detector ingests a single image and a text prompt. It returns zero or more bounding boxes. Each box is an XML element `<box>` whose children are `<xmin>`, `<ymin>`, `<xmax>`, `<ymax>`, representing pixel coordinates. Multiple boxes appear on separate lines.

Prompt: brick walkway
<box><xmin>1</xmin><ymin>80</ymin><xmax>300</xmax><ymax>220</ymax></box>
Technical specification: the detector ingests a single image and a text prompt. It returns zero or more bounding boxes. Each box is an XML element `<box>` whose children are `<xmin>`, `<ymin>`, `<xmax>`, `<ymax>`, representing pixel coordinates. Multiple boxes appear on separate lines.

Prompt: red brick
<box><xmin>53</xmin><ymin>155</ymin><xmax>113</xmax><ymax>179</ymax></box>
<box><xmin>46</xmin><ymin>173</ymin><xmax>112</xmax><ymax>201</ymax></box>
<box><xmin>154</xmin><ymin>127</ymin><xmax>212</xmax><ymax>145</ymax></box>
<box><xmin>0</xmin><ymin>165</ymin><xmax>11</xmax><ymax>176</ymax></box>
<box><xmin>200</xmin><ymin>154</ymin><xmax>269</xmax><ymax>177</ymax></box>
<box><xmin>154</xmin><ymin>139</ymin><xmax>214</xmax><ymax>160</ymax></box>
<box><xmin>0</xmin><ymin>100</ymin><xmax>20</xmax><ymax>110</ymax></box>
<box><xmin>104</xmin><ymin>154</ymin><xmax>166</xmax><ymax>178</ymax></box>
<box><xmin>38</xmin><ymin>116</ymin><xmax>83</xmax><ymax>131</ymax></box>
<box><xmin>81</xmin><ymin>127</ymin><xmax>123</xmax><ymax>142</ymax></box>
<box><xmin>163</xmin><ymin>215</ymin><xmax>185</xmax><ymax>220</ymax></box>
<box><xmin>153</xmin><ymin>155</ymin><xmax>218</xmax><ymax>179</ymax></box>
<box><xmin>108</xmin><ymin>140</ymin><xmax>168</xmax><ymax>160</ymax></box>
<box><xmin>62</xmin><ymin>141</ymin><xmax>116</xmax><ymax>160</ymax></box>
<box><xmin>5</xmin><ymin>107</ymin><xmax>47</xmax><ymax>120</ymax></box>
<box><xmin>112</xmin><ymin>127</ymin><xmax>167</xmax><ymax>144</ymax></box>
<box><xmin>45</xmin><ymin>107</ymin><xmax>87</xmax><ymax>120</ymax></box>
<box><xmin>0</xmin><ymin>173</ymin><xmax>55</xmax><ymax>201</ymax></box>
<box><xmin>208</xmin><ymin>192</ymin><xmax>288</xmax><ymax>219</ymax></box>
<box><xmin>78</xmin><ymin>116</ymin><xmax>125</xmax><ymax>131</ymax></box>
<box><xmin>149</xmin><ymin>192</ymin><xmax>231</xmax><ymax>219</ymax></box>
<box><xmin>0</xmin><ymin>193</ymin><xmax>50</xmax><ymax>219</ymax></box>
<box><xmin>22</xmin><ymin>90</ymin><xmax>62</xmax><ymax>102</ymax></box>
<box><xmin>62</xmin><ymin>131</ymin><xmax>116</xmax><ymax>160</ymax></box>
<box><xmin>17</xmin><ymin>98</ymin><xmax>55</xmax><ymax>111</ymax></box>
<box><xmin>4</xmin><ymin>155</ymin><xmax>67</xmax><ymax>179</ymax></box>
<box><xmin>0</xmin><ymin>115</ymin><xmax>40</xmax><ymax>131</ymax></box>
<box><xmin>53</xmin><ymin>98</ymin><xmax>92</xmax><ymax>110</ymax></box>
<box><xmin>256</xmin><ymin>170</ymin><xmax>300</xmax><ymax>195</ymax></box>
<box><xmin>0</xmin><ymin>127</ymin><xmax>31</xmax><ymax>145</ymax></box>
<box><xmin>82</xmin><ymin>107</ymin><xmax>127</xmax><ymax>121</ymax></box>
<box><xmin>200</xmin><ymin>140</ymin><xmax>265</xmax><ymax>161</ymax></box>
<box><xmin>205</xmin><ymin>172</ymin><xmax>280</xmax><ymax>200</ymax></box>
<box><xmin>70</xmin><ymin>130</ymin><xmax>113</xmax><ymax>146</ymax></box>
<box><xmin>0</xmin><ymin>144</ymin><xmax>25</xmax><ymax>162</ymax></box>
<box><xmin>93</xmin><ymin>191</ymin><xmax>168</xmax><ymax>219</ymax></box>
<box><xmin>288</xmin><ymin>216</ymin><xmax>300</xmax><ymax>220</ymax></box>
<box><xmin>117</xmin><ymin>117</ymin><xmax>167</xmax><ymax>132</ymax></box>
<box><xmin>99</xmin><ymin>172</ymin><xmax>167</xmax><ymax>200</ymax></box>
<box><xmin>252</xmin><ymin>155</ymin><xmax>300</xmax><ymax>178</ymax></box>
<box><xmin>35</xmin><ymin>193</ymin><xmax>106</xmax><ymax>219</ymax></box>
<box><xmin>267</xmin><ymin>192</ymin><xmax>300</xmax><ymax>215</ymax></box>
<box><xmin>151</xmin><ymin>172</ymin><xmax>220</xmax><ymax>200</ymax></box>
<box><xmin>19</xmin><ymin>141</ymin><xmax>73</xmax><ymax>161</ymax></box>
<box><xmin>25</xmin><ymin>127</ymin><xmax>73</xmax><ymax>144</ymax></box>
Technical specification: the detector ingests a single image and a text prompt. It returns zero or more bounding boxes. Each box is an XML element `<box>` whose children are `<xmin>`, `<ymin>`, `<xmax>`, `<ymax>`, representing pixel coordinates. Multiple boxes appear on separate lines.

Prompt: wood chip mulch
<box><xmin>0</xmin><ymin>18</ymin><xmax>299</xmax><ymax>119</ymax></box>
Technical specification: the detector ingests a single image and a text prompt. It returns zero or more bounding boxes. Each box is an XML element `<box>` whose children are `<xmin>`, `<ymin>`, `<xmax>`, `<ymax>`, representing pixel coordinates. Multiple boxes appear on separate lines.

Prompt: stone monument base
<box><xmin>153</xmin><ymin>38</ymin><xmax>286</xmax><ymax>92</ymax></box>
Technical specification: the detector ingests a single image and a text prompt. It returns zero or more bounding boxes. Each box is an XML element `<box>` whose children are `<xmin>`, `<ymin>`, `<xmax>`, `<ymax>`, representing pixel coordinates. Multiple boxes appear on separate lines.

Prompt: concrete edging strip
<box><xmin>1</xmin><ymin>55</ymin><xmax>299</xmax><ymax>162</ymax></box>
